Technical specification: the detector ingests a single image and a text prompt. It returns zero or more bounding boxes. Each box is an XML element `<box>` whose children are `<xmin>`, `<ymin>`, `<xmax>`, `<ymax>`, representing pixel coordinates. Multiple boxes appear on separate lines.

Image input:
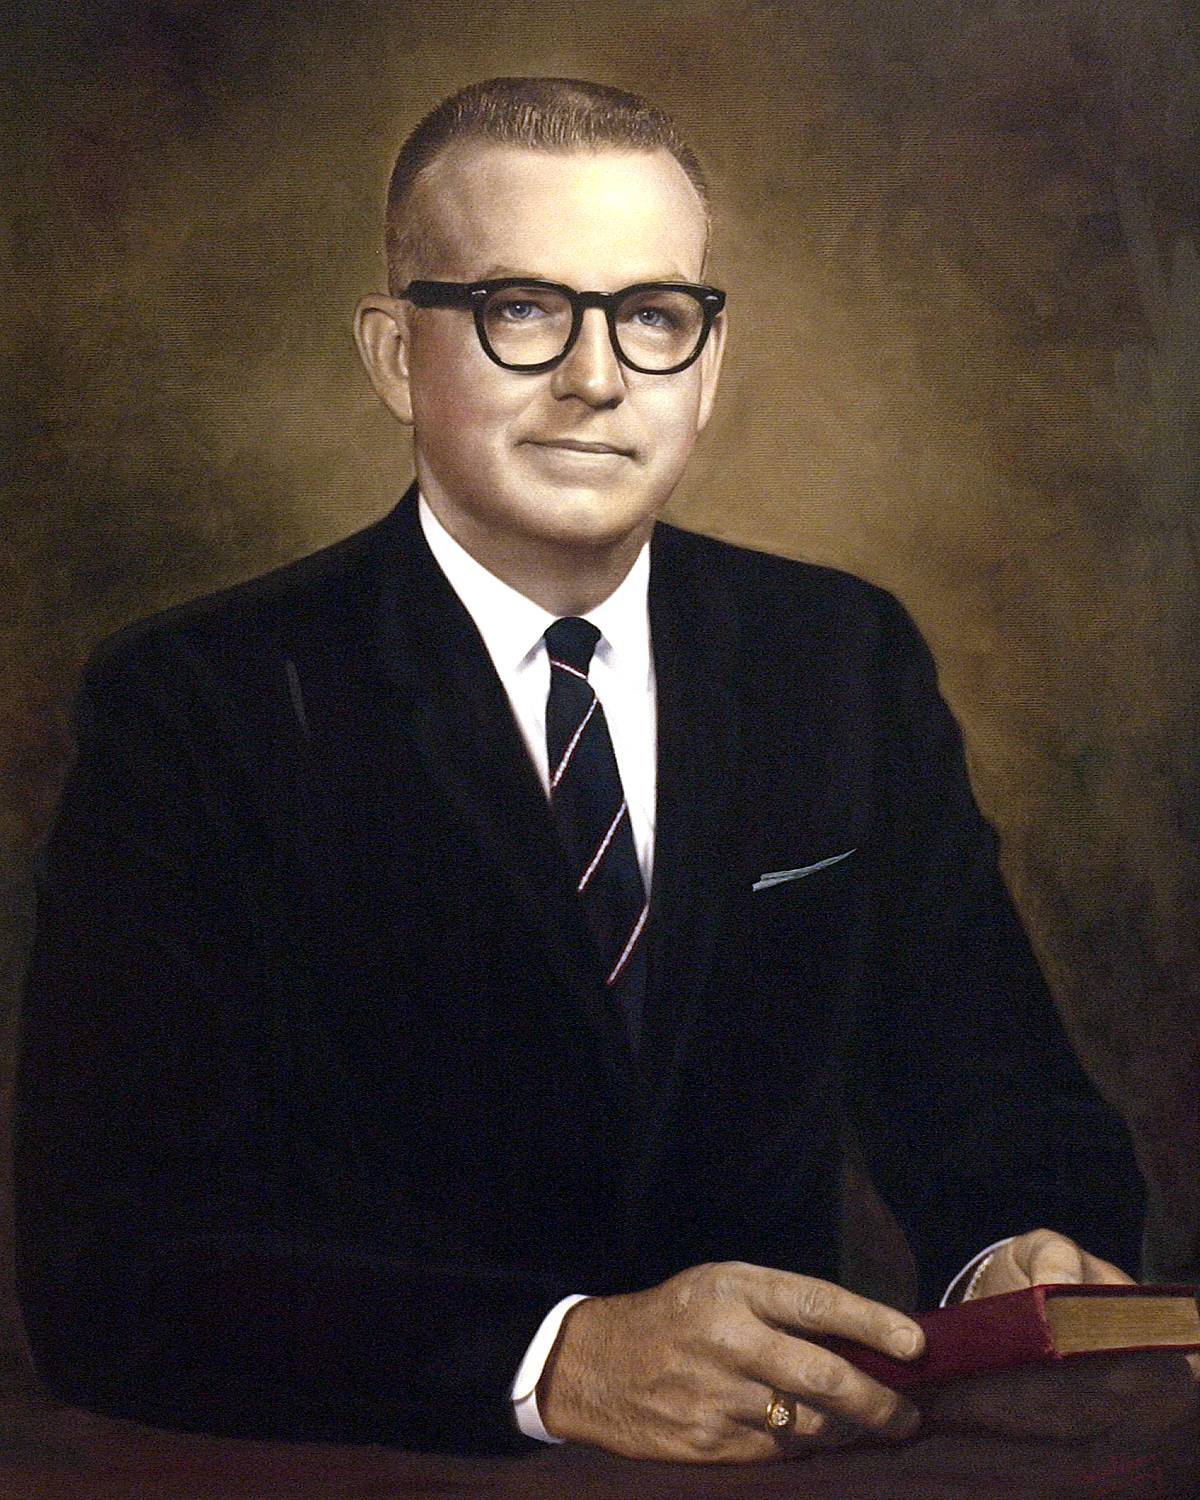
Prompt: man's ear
<box><xmin>695</xmin><ymin>310</ymin><xmax>727</xmax><ymax>434</ymax></box>
<box><xmin>354</xmin><ymin>295</ymin><xmax>415</xmax><ymax>426</ymax></box>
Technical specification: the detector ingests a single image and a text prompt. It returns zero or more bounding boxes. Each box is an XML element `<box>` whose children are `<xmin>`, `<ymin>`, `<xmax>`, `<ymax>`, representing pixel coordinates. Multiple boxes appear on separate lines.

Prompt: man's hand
<box><xmin>965</xmin><ymin>1228</ymin><xmax>1133</xmax><ymax>1300</ymax></box>
<box><xmin>931</xmin><ymin>1228</ymin><xmax>1200</xmax><ymax>1440</ymax></box>
<box><xmin>535</xmin><ymin>1261</ymin><xmax>924</xmax><ymax>1462</ymax></box>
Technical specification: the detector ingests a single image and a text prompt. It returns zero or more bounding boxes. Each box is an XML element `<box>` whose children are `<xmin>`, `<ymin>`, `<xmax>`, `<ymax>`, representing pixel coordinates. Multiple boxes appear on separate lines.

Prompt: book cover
<box><xmin>822</xmin><ymin>1284</ymin><xmax>1200</xmax><ymax>1391</ymax></box>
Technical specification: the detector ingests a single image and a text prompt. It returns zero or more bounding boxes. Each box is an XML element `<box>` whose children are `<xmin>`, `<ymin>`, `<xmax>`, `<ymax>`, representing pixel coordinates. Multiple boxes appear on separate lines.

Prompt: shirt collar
<box><xmin>418</xmin><ymin>492</ymin><xmax>652</xmax><ymax>678</ymax></box>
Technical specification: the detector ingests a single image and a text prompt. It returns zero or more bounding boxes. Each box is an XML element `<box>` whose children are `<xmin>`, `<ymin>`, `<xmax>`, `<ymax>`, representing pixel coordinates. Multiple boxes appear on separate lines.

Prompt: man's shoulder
<box><xmin>651</xmin><ymin>522</ymin><xmax>906</xmax><ymax>632</ymax></box>
<box><xmin>86</xmin><ymin>501</ymin><xmax>402</xmax><ymax>691</ymax></box>
<box><xmin>651</xmin><ymin>523</ymin><xmax>936</xmax><ymax>698</ymax></box>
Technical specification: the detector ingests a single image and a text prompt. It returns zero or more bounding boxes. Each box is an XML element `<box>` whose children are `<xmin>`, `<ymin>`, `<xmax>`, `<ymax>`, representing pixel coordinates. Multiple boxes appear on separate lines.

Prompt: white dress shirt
<box><xmin>419</xmin><ymin>496</ymin><xmax>656</xmax><ymax>891</ymax></box>
<box><xmin>419</xmin><ymin>494</ymin><xmax>1009</xmax><ymax>1442</ymax></box>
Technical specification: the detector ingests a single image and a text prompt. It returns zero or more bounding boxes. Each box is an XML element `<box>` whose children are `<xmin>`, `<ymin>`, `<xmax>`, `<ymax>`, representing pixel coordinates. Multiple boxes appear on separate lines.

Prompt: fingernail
<box><xmin>890</xmin><ymin>1325</ymin><xmax>922</xmax><ymax>1358</ymax></box>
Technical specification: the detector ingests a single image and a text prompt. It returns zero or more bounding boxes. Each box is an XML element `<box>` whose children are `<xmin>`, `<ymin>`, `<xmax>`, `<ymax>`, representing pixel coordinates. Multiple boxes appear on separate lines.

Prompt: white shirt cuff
<box><xmin>940</xmin><ymin>1237</ymin><xmax>1014</xmax><ymax>1306</ymax></box>
<box><xmin>511</xmin><ymin>1293</ymin><xmax>591</xmax><ymax>1442</ymax></box>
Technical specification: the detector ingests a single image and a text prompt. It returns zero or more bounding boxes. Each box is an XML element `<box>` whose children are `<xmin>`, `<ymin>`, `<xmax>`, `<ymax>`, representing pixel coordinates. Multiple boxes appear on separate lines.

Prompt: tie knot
<box><xmin>545</xmin><ymin>616</ymin><xmax>601</xmax><ymax>676</ymax></box>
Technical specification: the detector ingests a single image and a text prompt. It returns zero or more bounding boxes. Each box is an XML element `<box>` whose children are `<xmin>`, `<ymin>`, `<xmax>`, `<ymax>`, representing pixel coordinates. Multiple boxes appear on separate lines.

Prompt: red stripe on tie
<box><xmin>550</xmin><ymin>697</ymin><xmax>598</xmax><ymax>791</ymax></box>
<box><xmin>606</xmin><ymin>901</ymin><xmax>649</xmax><ymax>986</ymax></box>
<box><xmin>578</xmin><ymin>801</ymin><xmax>627</xmax><ymax>893</ymax></box>
<box><xmin>549</xmin><ymin>657</ymin><xmax>589</xmax><ymax>682</ymax></box>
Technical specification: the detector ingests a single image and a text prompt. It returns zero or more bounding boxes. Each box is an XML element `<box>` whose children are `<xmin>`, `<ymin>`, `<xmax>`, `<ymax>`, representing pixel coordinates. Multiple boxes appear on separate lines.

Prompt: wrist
<box><xmin>942</xmin><ymin>1237</ymin><xmax>1015</xmax><ymax>1305</ymax></box>
<box><xmin>961</xmin><ymin>1251</ymin><xmax>996</xmax><ymax>1301</ymax></box>
<box><xmin>536</xmin><ymin>1293</ymin><xmax>609</xmax><ymax>1445</ymax></box>
<box><xmin>512</xmin><ymin>1293</ymin><xmax>591</xmax><ymax>1442</ymax></box>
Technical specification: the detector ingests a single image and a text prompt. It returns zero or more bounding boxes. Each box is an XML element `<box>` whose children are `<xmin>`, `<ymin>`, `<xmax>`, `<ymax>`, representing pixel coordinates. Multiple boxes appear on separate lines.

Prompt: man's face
<box><xmin>387</xmin><ymin>143</ymin><xmax>724</xmax><ymax>562</ymax></box>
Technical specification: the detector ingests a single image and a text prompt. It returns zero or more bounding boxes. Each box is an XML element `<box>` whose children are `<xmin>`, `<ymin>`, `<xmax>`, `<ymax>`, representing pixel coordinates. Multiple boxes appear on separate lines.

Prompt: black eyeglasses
<box><xmin>398</xmin><ymin>278</ymin><xmax>726</xmax><ymax>374</ymax></box>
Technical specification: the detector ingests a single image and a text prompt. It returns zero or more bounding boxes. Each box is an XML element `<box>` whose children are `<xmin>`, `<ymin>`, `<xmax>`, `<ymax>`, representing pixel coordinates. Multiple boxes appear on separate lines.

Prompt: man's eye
<box><xmin>492</xmin><ymin>298</ymin><xmax>548</xmax><ymax>322</ymax></box>
<box><xmin>626</xmin><ymin>303</ymin><xmax>679</xmax><ymax>331</ymax></box>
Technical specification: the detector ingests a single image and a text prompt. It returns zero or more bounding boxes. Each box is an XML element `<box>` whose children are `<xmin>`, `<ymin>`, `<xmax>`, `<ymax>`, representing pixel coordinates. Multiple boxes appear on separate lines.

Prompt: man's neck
<box><xmin>420</xmin><ymin>499</ymin><xmax>653</xmax><ymax>616</ymax></box>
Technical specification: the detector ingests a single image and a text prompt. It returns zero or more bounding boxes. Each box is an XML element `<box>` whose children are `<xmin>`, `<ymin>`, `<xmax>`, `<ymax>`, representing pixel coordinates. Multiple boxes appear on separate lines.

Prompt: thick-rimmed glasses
<box><xmin>398</xmin><ymin>278</ymin><xmax>726</xmax><ymax>374</ymax></box>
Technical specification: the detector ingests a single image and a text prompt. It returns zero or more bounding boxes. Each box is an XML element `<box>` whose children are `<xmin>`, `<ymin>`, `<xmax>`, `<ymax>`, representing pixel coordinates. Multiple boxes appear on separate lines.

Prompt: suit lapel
<box><xmin>628</xmin><ymin>527</ymin><xmax>744</xmax><ymax>1187</ymax></box>
<box><xmin>338</xmin><ymin>498</ymin><xmax>745</xmax><ymax>1138</ymax></box>
<box><xmin>357</xmin><ymin>493</ymin><xmax>638</xmax><ymax>1101</ymax></box>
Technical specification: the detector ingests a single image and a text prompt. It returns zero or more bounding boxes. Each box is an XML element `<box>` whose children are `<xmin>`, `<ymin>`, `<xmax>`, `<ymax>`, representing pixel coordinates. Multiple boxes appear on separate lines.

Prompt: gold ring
<box><xmin>765</xmin><ymin>1390</ymin><xmax>795</xmax><ymax>1432</ymax></box>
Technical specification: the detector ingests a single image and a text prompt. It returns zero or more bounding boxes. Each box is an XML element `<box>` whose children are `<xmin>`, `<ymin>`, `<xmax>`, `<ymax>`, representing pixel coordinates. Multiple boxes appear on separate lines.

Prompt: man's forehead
<box><xmin>409</xmin><ymin>140</ymin><xmax>709</xmax><ymax>279</ymax></box>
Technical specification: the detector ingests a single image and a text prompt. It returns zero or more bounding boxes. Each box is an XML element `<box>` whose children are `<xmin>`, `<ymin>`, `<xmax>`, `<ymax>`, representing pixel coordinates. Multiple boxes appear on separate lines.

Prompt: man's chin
<box><xmin>514</xmin><ymin>485</ymin><xmax>661</xmax><ymax>552</ymax></box>
<box><xmin>534</xmin><ymin>505</ymin><xmax>657</xmax><ymax>554</ymax></box>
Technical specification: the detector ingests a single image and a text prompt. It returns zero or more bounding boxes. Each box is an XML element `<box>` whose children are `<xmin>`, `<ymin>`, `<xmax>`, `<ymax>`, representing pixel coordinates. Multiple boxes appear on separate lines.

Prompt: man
<box><xmin>15</xmin><ymin>77</ymin><xmax>1152</xmax><ymax>1460</ymax></box>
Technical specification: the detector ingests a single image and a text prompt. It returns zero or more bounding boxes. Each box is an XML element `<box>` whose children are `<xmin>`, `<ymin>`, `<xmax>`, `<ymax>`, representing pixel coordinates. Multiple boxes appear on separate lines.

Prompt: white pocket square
<box><xmin>752</xmin><ymin>848</ymin><xmax>856</xmax><ymax>892</ymax></box>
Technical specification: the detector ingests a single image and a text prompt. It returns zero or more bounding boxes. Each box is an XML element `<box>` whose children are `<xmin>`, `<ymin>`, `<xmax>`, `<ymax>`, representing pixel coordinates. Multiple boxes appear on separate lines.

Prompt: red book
<box><xmin>822</xmin><ymin>1284</ymin><xmax>1200</xmax><ymax>1390</ymax></box>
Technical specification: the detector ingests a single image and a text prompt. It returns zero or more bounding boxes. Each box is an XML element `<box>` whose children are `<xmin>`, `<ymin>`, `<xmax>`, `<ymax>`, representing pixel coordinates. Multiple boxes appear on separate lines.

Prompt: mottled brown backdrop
<box><xmin>3</xmin><ymin>0</ymin><xmax>1199</xmax><ymax>1406</ymax></box>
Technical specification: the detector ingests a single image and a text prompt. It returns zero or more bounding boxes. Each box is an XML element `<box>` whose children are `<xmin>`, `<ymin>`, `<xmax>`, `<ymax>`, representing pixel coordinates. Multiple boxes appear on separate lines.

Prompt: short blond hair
<box><xmin>384</xmin><ymin>76</ymin><xmax>710</xmax><ymax>292</ymax></box>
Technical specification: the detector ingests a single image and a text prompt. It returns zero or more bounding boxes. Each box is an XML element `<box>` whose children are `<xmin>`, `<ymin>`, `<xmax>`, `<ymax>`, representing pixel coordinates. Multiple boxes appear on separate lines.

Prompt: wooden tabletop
<box><xmin>0</xmin><ymin>1393</ymin><xmax>1194</xmax><ymax>1500</ymax></box>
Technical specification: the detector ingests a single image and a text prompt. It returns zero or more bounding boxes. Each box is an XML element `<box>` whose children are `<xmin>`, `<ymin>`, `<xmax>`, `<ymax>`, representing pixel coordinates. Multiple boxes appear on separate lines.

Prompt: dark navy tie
<box><xmin>544</xmin><ymin>617</ymin><xmax>648</xmax><ymax>1046</ymax></box>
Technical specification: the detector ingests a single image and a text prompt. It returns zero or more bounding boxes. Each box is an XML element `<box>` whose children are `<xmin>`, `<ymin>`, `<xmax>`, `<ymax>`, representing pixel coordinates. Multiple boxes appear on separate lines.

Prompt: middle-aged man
<box><xmin>16</xmin><ymin>77</ymin><xmax>1174</xmax><ymax>1461</ymax></box>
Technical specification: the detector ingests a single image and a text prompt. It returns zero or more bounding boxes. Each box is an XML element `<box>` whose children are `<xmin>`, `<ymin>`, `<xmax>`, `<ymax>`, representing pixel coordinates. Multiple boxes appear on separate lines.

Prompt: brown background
<box><xmin>2</xmin><ymin>0</ymin><xmax>1199</xmax><ymax>1427</ymax></box>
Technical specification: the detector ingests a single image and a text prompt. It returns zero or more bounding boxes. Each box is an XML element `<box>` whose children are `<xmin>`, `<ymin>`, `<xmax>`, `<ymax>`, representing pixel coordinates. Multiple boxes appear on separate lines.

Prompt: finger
<box><xmin>740</xmin><ymin>1386</ymin><xmax>857</xmax><ymax>1453</ymax></box>
<box><xmin>1015</xmin><ymin>1228</ymin><xmax>1087</xmax><ymax>1285</ymax></box>
<box><xmin>738</xmin><ymin>1379</ymin><xmax>910</xmax><ymax>1452</ymax></box>
<box><xmin>775</xmin><ymin>1403</ymin><xmax>865</xmax><ymax>1451</ymax></box>
<box><xmin>747</xmin><ymin>1272</ymin><xmax>924</xmax><ymax>1360</ymax></box>
<box><xmin>751</xmin><ymin>1328</ymin><xmax>921</xmax><ymax>1440</ymax></box>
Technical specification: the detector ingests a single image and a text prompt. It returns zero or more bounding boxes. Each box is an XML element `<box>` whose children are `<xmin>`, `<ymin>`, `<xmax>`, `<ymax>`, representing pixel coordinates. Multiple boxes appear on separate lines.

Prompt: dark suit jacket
<box><xmin>14</xmin><ymin>489</ymin><xmax>1143</xmax><ymax>1451</ymax></box>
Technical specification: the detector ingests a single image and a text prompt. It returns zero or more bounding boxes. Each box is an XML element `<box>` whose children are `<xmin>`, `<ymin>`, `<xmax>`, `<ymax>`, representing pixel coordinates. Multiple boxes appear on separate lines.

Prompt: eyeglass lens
<box><xmin>481</xmin><ymin>286</ymin><xmax>708</xmax><ymax>370</ymax></box>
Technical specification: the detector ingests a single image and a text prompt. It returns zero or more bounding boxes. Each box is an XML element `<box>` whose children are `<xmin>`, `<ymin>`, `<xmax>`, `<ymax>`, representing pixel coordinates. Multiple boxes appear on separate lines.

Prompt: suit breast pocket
<box><xmin>739</xmin><ymin>846</ymin><xmax>864</xmax><ymax>989</ymax></box>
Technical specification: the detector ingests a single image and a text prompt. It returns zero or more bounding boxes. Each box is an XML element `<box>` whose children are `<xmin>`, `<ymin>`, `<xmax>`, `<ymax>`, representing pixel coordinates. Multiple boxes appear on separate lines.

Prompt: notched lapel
<box><xmin>637</xmin><ymin>531</ymin><xmax>743</xmax><ymax>1101</ymax></box>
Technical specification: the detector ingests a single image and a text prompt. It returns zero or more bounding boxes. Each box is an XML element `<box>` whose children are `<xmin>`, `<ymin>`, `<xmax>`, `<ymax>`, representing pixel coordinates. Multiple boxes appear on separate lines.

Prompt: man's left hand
<box><xmin>966</xmin><ymin>1227</ymin><xmax>1132</xmax><ymax>1300</ymax></box>
<box><xmin>928</xmin><ymin>1228</ymin><xmax>1200</xmax><ymax>1441</ymax></box>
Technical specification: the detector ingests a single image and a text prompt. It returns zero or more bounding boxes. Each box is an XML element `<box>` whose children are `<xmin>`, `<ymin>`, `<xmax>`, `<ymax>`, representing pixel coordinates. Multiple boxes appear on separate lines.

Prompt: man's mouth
<box><xmin>527</xmin><ymin>438</ymin><xmax>635</xmax><ymax>458</ymax></box>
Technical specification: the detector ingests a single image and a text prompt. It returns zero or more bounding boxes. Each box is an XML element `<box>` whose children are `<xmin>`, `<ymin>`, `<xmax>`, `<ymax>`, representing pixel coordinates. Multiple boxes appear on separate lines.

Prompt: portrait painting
<box><xmin>2</xmin><ymin>0</ymin><xmax>1198</xmax><ymax>1494</ymax></box>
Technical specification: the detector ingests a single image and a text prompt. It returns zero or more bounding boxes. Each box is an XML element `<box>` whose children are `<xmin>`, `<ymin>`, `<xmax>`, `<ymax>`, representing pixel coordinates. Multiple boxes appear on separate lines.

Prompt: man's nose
<box><xmin>549</xmin><ymin>307</ymin><xmax>625</xmax><ymax>406</ymax></box>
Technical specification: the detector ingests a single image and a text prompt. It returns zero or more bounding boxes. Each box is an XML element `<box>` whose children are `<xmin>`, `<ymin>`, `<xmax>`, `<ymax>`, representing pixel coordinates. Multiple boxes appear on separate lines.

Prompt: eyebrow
<box><xmin>468</xmin><ymin>264</ymin><xmax>698</xmax><ymax>284</ymax></box>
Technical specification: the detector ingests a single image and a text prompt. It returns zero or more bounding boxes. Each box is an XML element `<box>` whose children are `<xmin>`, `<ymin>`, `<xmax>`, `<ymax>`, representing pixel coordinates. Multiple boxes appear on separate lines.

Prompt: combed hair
<box><xmin>384</xmin><ymin>76</ymin><xmax>710</xmax><ymax>292</ymax></box>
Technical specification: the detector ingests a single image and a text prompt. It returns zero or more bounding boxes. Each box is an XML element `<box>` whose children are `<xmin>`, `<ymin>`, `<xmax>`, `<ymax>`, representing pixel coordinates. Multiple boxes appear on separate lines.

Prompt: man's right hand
<box><xmin>535</xmin><ymin>1261</ymin><xmax>925</xmax><ymax>1462</ymax></box>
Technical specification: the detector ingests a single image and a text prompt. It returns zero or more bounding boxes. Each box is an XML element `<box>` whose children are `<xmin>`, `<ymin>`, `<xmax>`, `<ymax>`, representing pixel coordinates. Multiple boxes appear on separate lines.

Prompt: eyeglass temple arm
<box><xmin>398</xmin><ymin>281</ymin><xmax>478</xmax><ymax>308</ymax></box>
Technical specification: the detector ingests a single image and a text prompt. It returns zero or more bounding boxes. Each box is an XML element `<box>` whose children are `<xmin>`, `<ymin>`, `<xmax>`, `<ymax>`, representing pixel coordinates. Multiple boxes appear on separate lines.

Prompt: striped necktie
<box><xmin>544</xmin><ymin>616</ymin><xmax>648</xmax><ymax>1046</ymax></box>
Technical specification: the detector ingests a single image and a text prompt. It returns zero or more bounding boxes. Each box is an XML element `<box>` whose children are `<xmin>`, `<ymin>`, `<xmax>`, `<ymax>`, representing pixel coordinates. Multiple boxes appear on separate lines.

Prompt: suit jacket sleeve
<box><xmin>14</xmin><ymin>632</ymin><xmax>567</xmax><ymax>1452</ymax></box>
<box><xmin>846</xmin><ymin>595</ymin><xmax>1144</xmax><ymax>1307</ymax></box>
